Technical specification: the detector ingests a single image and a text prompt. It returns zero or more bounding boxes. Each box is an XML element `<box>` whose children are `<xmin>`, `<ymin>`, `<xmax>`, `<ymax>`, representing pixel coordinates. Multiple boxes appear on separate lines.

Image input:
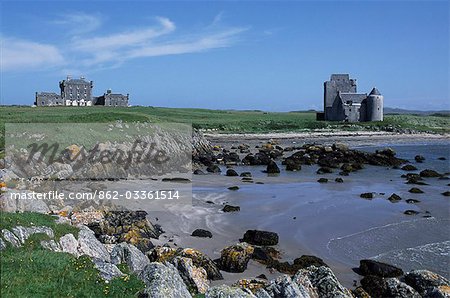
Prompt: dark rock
<box><xmin>388</xmin><ymin>193</ymin><xmax>402</xmax><ymax>203</ymax></box>
<box><xmin>361</xmin><ymin>276</ymin><xmax>420</xmax><ymax>298</ymax></box>
<box><xmin>404</xmin><ymin>269</ymin><xmax>450</xmax><ymax>295</ymax></box>
<box><xmin>441</xmin><ymin>191</ymin><xmax>450</xmax><ymax>196</ymax></box>
<box><xmin>266</xmin><ymin>160</ymin><xmax>280</xmax><ymax>174</ymax></box>
<box><xmin>218</xmin><ymin>242</ymin><xmax>254</xmax><ymax>273</ymax></box>
<box><xmin>256</xmin><ymin>274</ymin><xmax>267</xmax><ymax>280</ymax></box>
<box><xmin>228</xmin><ymin>186</ymin><xmax>239</xmax><ymax>191</ymax></box>
<box><xmin>240</xmin><ymin>172</ymin><xmax>252</xmax><ymax>177</ymax></box>
<box><xmin>377</xmin><ymin>148</ymin><xmax>396</xmax><ymax>157</ymax></box>
<box><xmin>226</xmin><ymin>169</ymin><xmax>239</xmax><ymax>177</ymax></box>
<box><xmin>420</xmin><ymin>169</ymin><xmax>441</xmax><ymax>178</ymax></box>
<box><xmin>415</xmin><ymin>155</ymin><xmax>425</xmax><ymax>163</ymax></box>
<box><xmin>318</xmin><ymin>178</ymin><xmax>328</xmax><ymax>183</ymax></box>
<box><xmin>409</xmin><ymin>187</ymin><xmax>424</xmax><ymax>193</ymax></box>
<box><xmin>206</xmin><ymin>165</ymin><xmax>221</xmax><ymax>173</ymax></box>
<box><xmin>317</xmin><ymin>167</ymin><xmax>333</xmax><ymax>174</ymax></box>
<box><xmin>404</xmin><ymin>210</ymin><xmax>420</xmax><ymax>215</ymax></box>
<box><xmin>293</xmin><ymin>255</ymin><xmax>327</xmax><ymax>268</ymax></box>
<box><xmin>360</xmin><ymin>192</ymin><xmax>374</xmax><ymax>199</ymax></box>
<box><xmin>222</xmin><ymin>205</ymin><xmax>240</xmax><ymax>212</ymax></box>
<box><xmin>406</xmin><ymin>199</ymin><xmax>421</xmax><ymax>204</ymax></box>
<box><xmin>242</xmin><ymin>230</ymin><xmax>279</xmax><ymax>246</ymax></box>
<box><xmin>335</xmin><ymin>177</ymin><xmax>344</xmax><ymax>183</ymax></box>
<box><xmin>359</xmin><ymin>259</ymin><xmax>404</xmax><ymax>277</ymax></box>
<box><xmin>193</xmin><ymin>169</ymin><xmax>206</xmax><ymax>175</ymax></box>
<box><xmin>251</xmin><ymin>246</ymin><xmax>280</xmax><ymax>264</ymax></box>
<box><xmin>438</xmin><ymin>157</ymin><xmax>447</xmax><ymax>160</ymax></box>
<box><xmin>402</xmin><ymin>165</ymin><xmax>418</xmax><ymax>171</ymax></box>
<box><xmin>285</xmin><ymin>159</ymin><xmax>302</xmax><ymax>171</ymax></box>
<box><xmin>191</xmin><ymin>229</ymin><xmax>212</xmax><ymax>238</ymax></box>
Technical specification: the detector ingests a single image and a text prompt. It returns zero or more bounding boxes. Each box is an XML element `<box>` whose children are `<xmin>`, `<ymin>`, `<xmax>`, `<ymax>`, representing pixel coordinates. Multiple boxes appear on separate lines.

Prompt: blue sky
<box><xmin>1</xmin><ymin>1</ymin><xmax>449</xmax><ymax>111</ymax></box>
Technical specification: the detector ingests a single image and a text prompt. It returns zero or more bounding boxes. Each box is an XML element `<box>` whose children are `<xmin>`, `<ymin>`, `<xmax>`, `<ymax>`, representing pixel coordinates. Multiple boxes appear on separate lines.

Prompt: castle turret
<box><xmin>366</xmin><ymin>87</ymin><xmax>383</xmax><ymax>121</ymax></box>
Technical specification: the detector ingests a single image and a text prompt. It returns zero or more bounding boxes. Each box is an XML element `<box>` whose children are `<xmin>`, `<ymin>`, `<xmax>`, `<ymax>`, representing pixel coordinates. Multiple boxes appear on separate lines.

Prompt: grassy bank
<box><xmin>1</xmin><ymin>106</ymin><xmax>449</xmax><ymax>149</ymax></box>
<box><xmin>0</xmin><ymin>211</ymin><xmax>145</xmax><ymax>297</ymax></box>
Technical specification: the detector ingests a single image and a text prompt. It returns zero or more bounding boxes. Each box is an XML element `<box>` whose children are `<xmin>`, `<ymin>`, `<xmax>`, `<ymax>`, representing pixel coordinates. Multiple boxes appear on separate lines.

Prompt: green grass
<box><xmin>1</xmin><ymin>106</ymin><xmax>449</xmax><ymax>150</ymax></box>
<box><xmin>0</xmin><ymin>211</ymin><xmax>78</xmax><ymax>239</ymax></box>
<box><xmin>0</xmin><ymin>212</ymin><xmax>145</xmax><ymax>297</ymax></box>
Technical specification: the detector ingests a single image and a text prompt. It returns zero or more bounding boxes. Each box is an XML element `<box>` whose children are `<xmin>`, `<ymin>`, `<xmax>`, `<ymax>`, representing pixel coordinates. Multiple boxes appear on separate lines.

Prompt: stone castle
<box><xmin>35</xmin><ymin>76</ymin><xmax>129</xmax><ymax>107</ymax></box>
<box><xmin>318</xmin><ymin>74</ymin><xmax>383</xmax><ymax>122</ymax></box>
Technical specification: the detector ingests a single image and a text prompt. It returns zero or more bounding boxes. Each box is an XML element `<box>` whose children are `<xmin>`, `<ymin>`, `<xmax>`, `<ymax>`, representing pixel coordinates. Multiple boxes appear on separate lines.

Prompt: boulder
<box><xmin>305</xmin><ymin>265</ymin><xmax>352</xmax><ymax>298</ymax></box>
<box><xmin>335</xmin><ymin>178</ymin><xmax>344</xmax><ymax>183</ymax></box>
<box><xmin>228</xmin><ymin>186</ymin><xmax>240</xmax><ymax>191</ymax></box>
<box><xmin>415</xmin><ymin>155</ymin><xmax>425</xmax><ymax>163</ymax></box>
<box><xmin>352</xmin><ymin>286</ymin><xmax>371</xmax><ymax>298</ymax></box>
<box><xmin>409</xmin><ymin>187</ymin><xmax>424</xmax><ymax>193</ymax></box>
<box><xmin>359</xmin><ymin>259</ymin><xmax>404</xmax><ymax>277</ymax></box>
<box><xmin>317</xmin><ymin>178</ymin><xmax>328</xmax><ymax>183</ymax></box>
<box><xmin>138</xmin><ymin>262</ymin><xmax>191</xmax><ymax>298</ymax></box>
<box><xmin>147</xmin><ymin>245</ymin><xmax>178</xmax><ymax>263</ymax></box>
<box><xmin>266</xmin><ymin>160</ymin><xmax>280</xmax><ymax>174</ymax></box>
<box><xmin>265</xmin><ymin>275</ymin><xmax>310</xmax><ymax>298</ymax></box>
<box><xmin>178</xmin><ymin>248</ymin><xmax>223</xmax><ymax>280</ymax></box>
<box><xmin>442</xmin><ymin>191</ymin><xmax>450</xmax><ymax>197</ymax></box>
<box><xmin>191</xmin><ymin>229</ymin><xmax>213</xmax><ymax>238</ymax></box>
<box><xmin>285</xmin><ymin>159</ymin><xmax>302</xmax><ymax>171</ymax></box>
<box><xmin>222</xmin><ymin>205</ymin><xmax>240</xmax><ymax>212</ymax></box>
<box><xmin>2</xmin><ymin>229</ymin><xmax>21</xmax><ymax>247</ymax></box>
<box><xmin>293</xmin><ymin>255</ymin><xmax>327</xmax><ymax>269</ymax></box>
<box><xmin>11</xmin><ymin>226</ymin><xmax>54</xmax><ymax>244</ymax></box>
<box><xmin>317</xmin><ymin>167</ymin><xmax>333</xmax><ymax>174</ymax></box>
<box><xmin>361</xmin><ymin>276</ymin><xmax>421</xmax><ymax>298</ymax></box>
<box><xmin>59</xmin><ymin>233</ymin><xmax>79</xmax><ymax>256</ymax></box>
<box><xmin>420</xmin><ymin>169</ymin><xmax>441</xmax><ymax>178</ymax></box>
<box><xmin>193</xmin><ymin>169</ymin><xmax>206</xmax><ymax>175</ymax></box>
<box><xmin>242</xmin><ymin>230</ymin><xmax>279</xmax><ymax>246</ymax></box>
<box><xmin>360</xmin><ymin>193</ymin><xmax>374</xmax><ymax>199</ymax></box>
<box><xmin>219</xmin><ymin>242</ymin><xmax>254</xmax><ymax>273</ymax></box>
<box><xmin>78</xmin><ymin>227</ymin><xmax>111</xmax><ymax>262</ymax></box>
<box><xmin>226</xmin><ymin>169</ymin><xmax>239</xmax><ymax>177</ymax></box>
<box><xmin>110</xmin><ymin>242</ymin><xmax>150</xmax><ymax>273</ymax></box>
<box><xmin>401</xmin><ymin>165</ymin><xmax>418</xmax><ymax>171</ymax></box>
<box><xmin>172</xmin><ymin>256</ymin><xmax>209</xmax><ymax>294</ymax></box>
<box><xmin>423</xmin><ymin>286</ymin><xmax>450</xmax><ymax>297</ymax></box>
<box><xmin>404</xmin><ymin>270</ymin><xmax>450</xmax><ymax>295</ymax></box>
<box><xmin>251</xmin><ymin>246</ymin><xmax>281</xmax><ymax>264</ymax></box>
<box><xmin>388</xmin><ymin>193</ymin><xmax>402</xmax><ymax>203</ymax></box>
<box><xmin>207</xmin><ymin>165</ymin><xmax>221</xmax><ymax>173</ymax></box>
<box><xmin>92</xmin><ymin>258</ymin><xmax>124</xmax><ymax>280</ymax></box>
<box><xmin>240</xmin><ymin>172</ymin><xmax>252</xmax><ymax>177</ymax></box>
<box><xmin>233</xmin><ymin>278</ymin><xmax>268</xmax><ymax>294</ymax></box>
<box><xmin>205</xmin><ymin>285</ymin><xmax>255</xmax><ymax>298</ymax></box>
<box><xmin>292</xmin><ymin>269</ymin><xmax>320</xmax><ymax>298</ymax></box>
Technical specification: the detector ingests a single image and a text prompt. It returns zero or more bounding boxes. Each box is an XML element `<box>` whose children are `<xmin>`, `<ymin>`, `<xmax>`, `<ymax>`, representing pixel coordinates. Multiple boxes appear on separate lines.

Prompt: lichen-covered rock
<box><xmin>179</xmin><ymin>248</ymin><xmax>223</xmax><ymax>280</ymax></box>
<box><xmin>404</xmin><ymin>270</ymin><xmax>450</xmax><ymax>295</ymax></box>
<box><xmin>423</xmin><ymin>285</ymin><xmax>450</xmax><ymax>298</ymax></box>
<box><xmin>78</xmin><ymin>227</ymin><xmax>110</xmax><ymax>262</ymax></box>
<box><xmin>59</xmin><ymin>233</ymin><xmax>79</xmax><ymax>256</ymax></box>
<box><xmin>265</xmin><ymin>275</ymin><xmax>310</xmax><ymax>298</ymax></box>
<box><xmin>40</xmin><ymin>239</ymin><xmax>61</xmax><ymax>252</ymax></box>
<box><xmin>147</xmin><ymin>245</ymin><xmax>178</xmax><ymax>262</ymax></box>
<box><xmin>92</xmin><ymin>258</ymin><xmax>124</xmax><ymax>280</ymax></box>
<box><xmin>242</xmin><ymin>230</ymin><xmax>279</xmax><ymax>246</ymax></box>
<box><xmin>359</xmin><ymin>259</ymin><xmax>404</xmax><ymax>277</ymax></box>
<box><xmin>352</xmin><ymin>286</ymin><xmax>371</xmax><ymax>298</ymax></box>
<box><xmin>305</xmin><ymin>265</ymin><xmax>352</xmax><ymax>298</ymax></box>
<box><xmin>110</xmin><ymin>242</ymin><xmax>150</xmax><ymax>273</ymax></box>
<box><xmin>172</xmin><ymin>256</ymin><xmax>209</xmax><ymax>294</ymax></box>
<box><xmin>138</xmin><ymin>262</ymin><xmax>191</xmax><ymax>298</ymax></box>
<box><xmin>205</xmin><ymin>284</ymin><xmax>255</xmax><ymax>298</ymax></box>
<box><xmin>2</xmin><ymin>229</ymin><xmax>21</xmax><ymax>247</ymax></box>
<box><xmin>361</xmin><ymin>276</ymin><xmax>421</xmax><ymax>298</ymax></box>
<box><xmin>233</xmin><ymin>278</ymin><xmax>268</xmax><ymax>294</ymax></box>
<box><xmin>293</xmin><ymin>269</ymin><xmax>320</xmax><ymax>298</ymax></box>
<box><xmin>219</xmin><ymin>242</ymin><xmax>254</xmax><ymax>273</ymax></box>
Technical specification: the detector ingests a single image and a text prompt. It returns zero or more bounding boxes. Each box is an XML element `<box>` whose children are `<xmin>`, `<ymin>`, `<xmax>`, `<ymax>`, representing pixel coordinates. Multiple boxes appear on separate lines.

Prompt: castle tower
<box><xmin>366</xmin><ymin>87</ymin><xmax>383</xmax><ymax>121</ymax></box>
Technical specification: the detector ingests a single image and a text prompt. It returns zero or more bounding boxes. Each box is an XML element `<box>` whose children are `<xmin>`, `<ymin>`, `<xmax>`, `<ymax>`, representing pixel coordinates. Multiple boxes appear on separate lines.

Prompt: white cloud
<box><xmin>1</xmin><ymin>37</ymin><xmax>64</xmax><ymax>71</ymax></box>
<box><xmin>53</xmin><ymin>12</ymin><xmax>103</xmax><ymax>35</ymax></box>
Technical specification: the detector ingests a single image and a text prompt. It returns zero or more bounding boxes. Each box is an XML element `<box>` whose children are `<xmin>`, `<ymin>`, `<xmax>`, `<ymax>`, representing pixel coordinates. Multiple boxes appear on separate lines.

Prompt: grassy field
<box><xmin>0</xmin><ymin>211</ymin><xmax>145</xmax><ymax>297</ymax></box>
<box><xmin>1</xmin><ymin>106</ymin><xmax>449</xmax><ymax>150</ymax></box>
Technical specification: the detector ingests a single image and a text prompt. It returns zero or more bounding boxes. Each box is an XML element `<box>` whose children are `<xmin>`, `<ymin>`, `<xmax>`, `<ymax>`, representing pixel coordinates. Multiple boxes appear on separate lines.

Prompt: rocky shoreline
<box><xmin>1</xmin><ymin>130</ymin><xmax>449</xmax><ymax>297</ymax></box>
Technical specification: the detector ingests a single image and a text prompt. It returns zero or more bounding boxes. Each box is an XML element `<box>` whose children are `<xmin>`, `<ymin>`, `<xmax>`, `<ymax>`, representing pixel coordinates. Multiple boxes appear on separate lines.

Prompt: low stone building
<box><xmin>35</xmin><ymin>76</ymin><xmax>129</xmax><ymax>107</ymax></box>
<box><xmin>317</xmin><ymin>74</ymin><xmax>383</xmax><ymax>122</ymax></box>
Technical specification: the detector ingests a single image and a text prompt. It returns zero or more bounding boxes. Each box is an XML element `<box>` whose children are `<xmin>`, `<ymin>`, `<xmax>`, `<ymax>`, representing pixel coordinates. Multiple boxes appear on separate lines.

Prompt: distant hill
<box><xmin>384</xmin><ymin>107</ymin><xmax>450</xmax><ymax>117</ymax></box>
